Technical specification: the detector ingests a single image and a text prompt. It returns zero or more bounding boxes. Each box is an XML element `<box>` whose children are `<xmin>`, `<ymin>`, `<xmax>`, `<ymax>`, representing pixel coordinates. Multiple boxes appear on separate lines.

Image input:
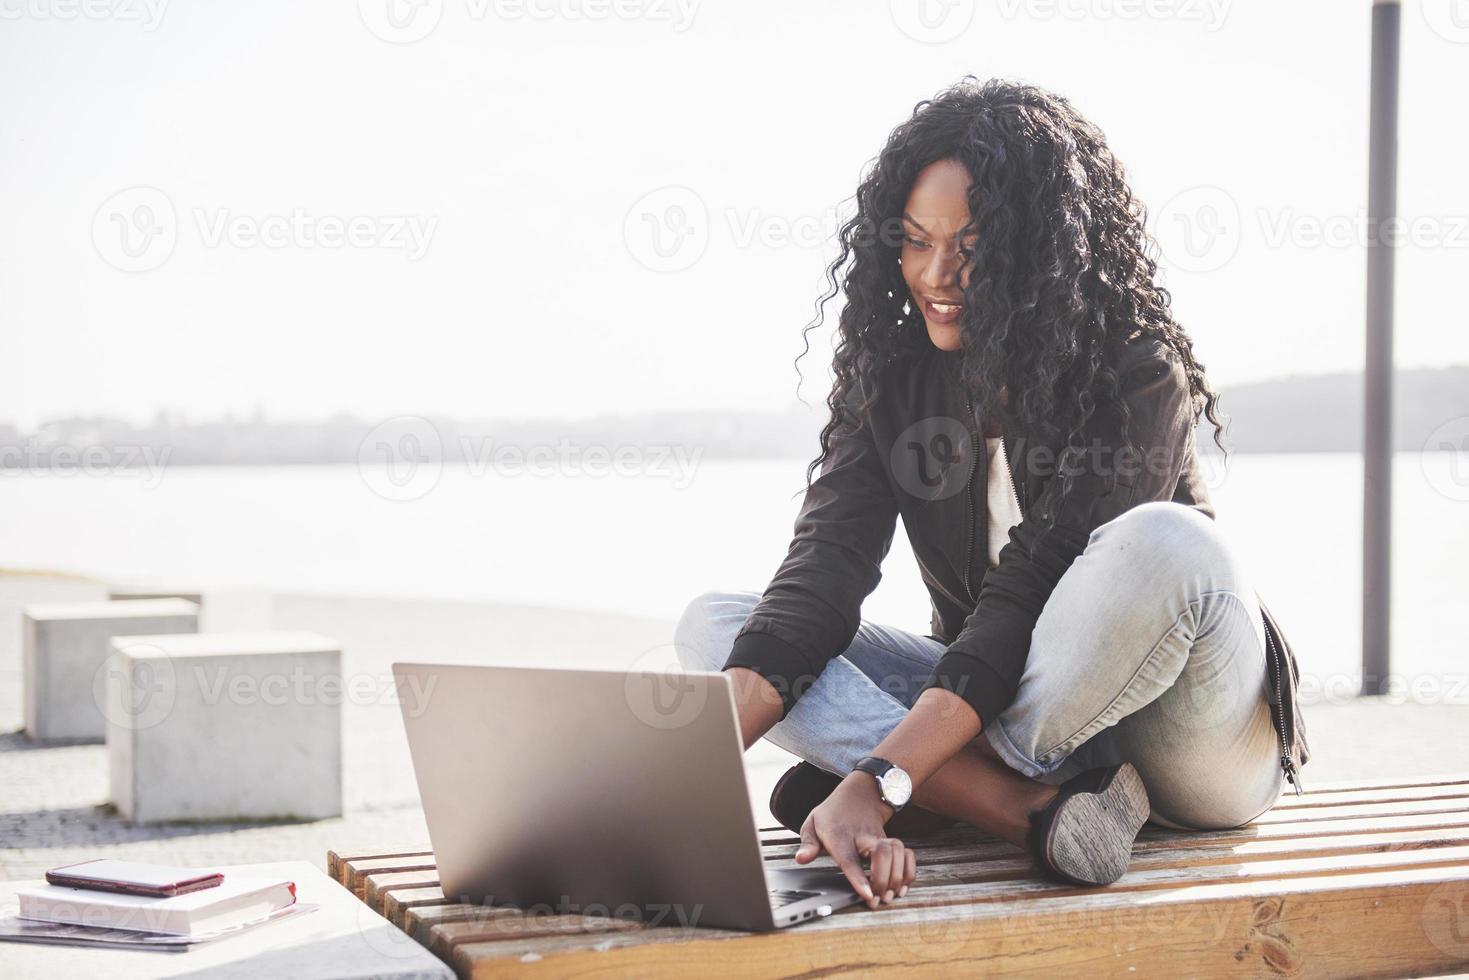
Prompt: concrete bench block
<box><xmin>22</xmin><ymin>598</ymin><xmax>200</xmax><ymax>742</ymax></box>
<box><xmin>107</xmin><ymin>585</ymin><xmax>205</xmax><ymax>608</ymax></box>
<box><xmin>106</xmin><ymin>631</ymin><xmax>344</xmax><ymax>823</ymax></box>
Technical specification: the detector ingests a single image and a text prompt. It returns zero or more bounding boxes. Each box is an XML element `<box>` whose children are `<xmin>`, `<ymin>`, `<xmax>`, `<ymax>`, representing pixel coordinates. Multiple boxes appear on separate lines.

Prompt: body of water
<box><xmin>0</xmin><ymin>452</ymin><xmax>1462</xmax><ymax>702</ymax></box>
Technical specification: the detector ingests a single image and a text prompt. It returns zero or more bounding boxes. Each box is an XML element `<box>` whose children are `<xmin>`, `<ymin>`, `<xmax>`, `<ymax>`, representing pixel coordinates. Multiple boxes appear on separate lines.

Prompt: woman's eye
<box><xmin>903</xmin><ymin>236</ymin><xmax>930</xmax><ymax>250</ymax></box>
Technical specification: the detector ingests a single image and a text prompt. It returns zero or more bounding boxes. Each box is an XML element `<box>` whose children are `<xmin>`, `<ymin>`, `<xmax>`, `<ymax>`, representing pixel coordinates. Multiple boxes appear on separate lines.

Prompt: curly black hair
<box><xmin>796</xmin><ymin>75</ymin><xmax>1227</xmax><ymax>537</ymax></box>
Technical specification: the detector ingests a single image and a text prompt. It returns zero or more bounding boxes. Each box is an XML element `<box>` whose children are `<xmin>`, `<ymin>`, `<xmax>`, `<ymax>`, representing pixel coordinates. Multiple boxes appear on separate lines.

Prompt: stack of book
<box><xmin>0</xmin><ymin>861</ymin><xmax>312</xmax><ymax>951</ymax></box>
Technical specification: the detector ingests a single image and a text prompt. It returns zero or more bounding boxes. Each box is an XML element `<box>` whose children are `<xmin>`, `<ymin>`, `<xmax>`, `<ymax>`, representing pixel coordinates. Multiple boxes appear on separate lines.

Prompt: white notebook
<box><xmin>17</xmin><ymin>875</ymin><xmax>297</xmax><ymax>937</ymax></box>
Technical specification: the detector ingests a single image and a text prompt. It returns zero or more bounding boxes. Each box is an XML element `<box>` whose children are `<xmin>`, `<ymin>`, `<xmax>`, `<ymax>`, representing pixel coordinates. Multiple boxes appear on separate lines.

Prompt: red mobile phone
<box><xmin>44</xmin><ymin>860</ymin><xmax>225</xmax><ymax>898</ymax></box>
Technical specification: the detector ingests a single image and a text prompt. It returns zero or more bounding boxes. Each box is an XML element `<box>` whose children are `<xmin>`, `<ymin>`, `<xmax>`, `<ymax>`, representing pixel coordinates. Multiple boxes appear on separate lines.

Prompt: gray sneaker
<box><xmin>1025</xmin><ymin>762</ymin><xmax>1150</xmax><ymax>886</ymax></box>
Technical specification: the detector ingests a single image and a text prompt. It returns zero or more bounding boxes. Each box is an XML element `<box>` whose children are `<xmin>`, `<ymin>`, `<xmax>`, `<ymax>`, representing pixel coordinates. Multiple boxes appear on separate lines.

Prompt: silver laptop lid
<box><xmin>392</xmin><ymin>663</ymin><xmax>777</xmax><ymax>931</ymax></box>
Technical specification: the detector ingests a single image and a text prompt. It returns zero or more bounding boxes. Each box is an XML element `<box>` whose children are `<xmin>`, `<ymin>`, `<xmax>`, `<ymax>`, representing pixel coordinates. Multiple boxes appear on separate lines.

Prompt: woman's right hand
<box><xmin>795</xmin><ymin>772</ymin><xmax>917</xmax><ymax>908</ymax></box>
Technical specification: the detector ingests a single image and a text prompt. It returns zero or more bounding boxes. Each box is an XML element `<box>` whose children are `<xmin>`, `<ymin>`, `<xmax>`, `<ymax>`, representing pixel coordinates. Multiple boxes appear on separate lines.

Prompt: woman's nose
<box><xmin>920</xmin><ymin>247</ymin><xmax>962</xmax><ymax>287</ymax></box>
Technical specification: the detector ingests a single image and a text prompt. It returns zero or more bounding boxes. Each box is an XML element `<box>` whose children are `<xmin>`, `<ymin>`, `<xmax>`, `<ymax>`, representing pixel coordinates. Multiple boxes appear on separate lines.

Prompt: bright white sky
<box><xmin>1</xmin><ymin>0</ymin><xmax>1465</xmax><ymax>428</ymax></box>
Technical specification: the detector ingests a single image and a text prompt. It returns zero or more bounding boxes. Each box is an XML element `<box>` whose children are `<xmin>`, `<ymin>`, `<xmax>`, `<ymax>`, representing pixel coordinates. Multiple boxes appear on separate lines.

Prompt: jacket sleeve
<box><xmin>723</xmin><ymin>377</ymin><xmax>901</xmax><ymax>716</ymax></box>
<box><xmin>921</xmin><ymin>340</ymin><xmax>1197</xmax><ymax>729</ymax></box>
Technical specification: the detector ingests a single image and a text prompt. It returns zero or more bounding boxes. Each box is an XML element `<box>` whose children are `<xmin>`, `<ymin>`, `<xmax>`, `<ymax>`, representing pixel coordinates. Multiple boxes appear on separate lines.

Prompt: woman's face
<box><xmin>899</xmin><ymin>158</ymin><xmax>977</xmax><ymax>352</ymax></box>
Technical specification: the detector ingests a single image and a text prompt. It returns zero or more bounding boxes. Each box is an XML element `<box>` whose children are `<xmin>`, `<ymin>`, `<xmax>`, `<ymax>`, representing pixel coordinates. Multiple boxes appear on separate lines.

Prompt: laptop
<box><xmin>391</xmin><ymin>662</ymin><xmax>862</xmax><ymax>931</ymax></box>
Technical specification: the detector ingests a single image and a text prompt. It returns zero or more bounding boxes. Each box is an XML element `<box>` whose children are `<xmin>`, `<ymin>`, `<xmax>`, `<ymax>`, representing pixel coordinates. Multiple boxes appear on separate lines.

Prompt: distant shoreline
<box><xmin>3</xmin><ymin>365</ymin><xmax>1465</xmax><ymax>464</ymax></box>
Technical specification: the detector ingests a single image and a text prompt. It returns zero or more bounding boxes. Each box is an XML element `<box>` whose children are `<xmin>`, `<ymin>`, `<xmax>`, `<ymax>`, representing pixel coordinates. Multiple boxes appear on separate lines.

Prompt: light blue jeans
<box><xmin>675</xmin><ymin>500</ymin><xmax>1285</xmax><ymax>830</ymax></box>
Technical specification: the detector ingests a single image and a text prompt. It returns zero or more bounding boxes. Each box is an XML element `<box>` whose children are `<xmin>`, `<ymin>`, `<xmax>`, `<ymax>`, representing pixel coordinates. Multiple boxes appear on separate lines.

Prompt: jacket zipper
<box><xmin>963</xmin><ymin>393</ymin><xmax>976</xmax><ymax>604</ymax></box>
<box><xmin>1264</xmin><ymin>614</ymin><xmax>1305</xmax><ymax>796</ymax></box>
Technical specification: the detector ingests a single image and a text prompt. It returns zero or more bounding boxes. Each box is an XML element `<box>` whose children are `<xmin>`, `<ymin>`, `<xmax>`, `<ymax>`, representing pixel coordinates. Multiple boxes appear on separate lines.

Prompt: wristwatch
<box><xmin>853</xmin><ymin>756</ymin><xmax>913</xmax><ymax>813</ymax></box>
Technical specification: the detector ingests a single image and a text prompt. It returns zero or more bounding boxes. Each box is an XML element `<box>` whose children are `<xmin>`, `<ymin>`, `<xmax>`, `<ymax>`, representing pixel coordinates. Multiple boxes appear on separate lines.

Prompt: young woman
<box><xmin>676</xmin><ymin>77</ymin><xmax>1309</xmax><ymax>908</ymax></box>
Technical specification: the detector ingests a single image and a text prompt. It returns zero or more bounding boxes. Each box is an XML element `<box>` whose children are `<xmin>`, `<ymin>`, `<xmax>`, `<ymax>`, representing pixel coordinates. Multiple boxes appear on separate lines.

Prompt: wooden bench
<box><xmin>329</xmin><ymin>774</ymin><xmax>1469</xmax><ymax>978</ymax></box>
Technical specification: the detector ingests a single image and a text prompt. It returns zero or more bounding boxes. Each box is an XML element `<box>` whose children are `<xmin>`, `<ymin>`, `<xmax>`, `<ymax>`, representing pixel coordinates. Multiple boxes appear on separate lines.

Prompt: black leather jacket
<box><xmin>726</xmin><ymin>330</ymin><xmax>1310</xmax><ymax>793</ymax></box>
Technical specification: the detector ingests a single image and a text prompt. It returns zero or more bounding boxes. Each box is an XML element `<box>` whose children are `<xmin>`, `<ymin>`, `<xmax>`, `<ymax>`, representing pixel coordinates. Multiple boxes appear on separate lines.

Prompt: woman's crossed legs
<box><xmin>676</xmin><ymin>500</ymin><xmax>1284</xmax><ymax>833</ymax></box>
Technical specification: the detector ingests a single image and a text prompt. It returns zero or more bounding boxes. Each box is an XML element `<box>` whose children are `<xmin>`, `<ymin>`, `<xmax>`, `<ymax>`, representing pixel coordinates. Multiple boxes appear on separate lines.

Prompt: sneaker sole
<box><xmin>1042</xmin><ymin>762</ymin><xmax>1150</xmax><ymax>886</ymax></box>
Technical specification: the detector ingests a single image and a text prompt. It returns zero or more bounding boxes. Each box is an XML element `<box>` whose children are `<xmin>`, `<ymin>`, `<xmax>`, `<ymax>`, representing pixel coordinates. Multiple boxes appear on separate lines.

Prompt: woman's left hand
<box><xmin>794</xmin><ymin>773</ymin><xmax>917</xmax><ymax>909</ymax></box>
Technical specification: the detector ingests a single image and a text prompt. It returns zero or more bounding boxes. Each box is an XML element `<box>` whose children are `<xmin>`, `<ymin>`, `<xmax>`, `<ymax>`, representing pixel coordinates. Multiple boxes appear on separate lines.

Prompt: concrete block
<box><xmin>106</xmin><ymin>631</ymin><xmax>343</xmax><ymax>823</ymax></box>
<box><xmin>22</xmin><ymin>598</ymin><xmax>199</xmax><ymax>742</ymax></box>
<box><xmin>108</xmin><ymin>585</ymin><xmax>205</xmax><ymax>609</ymax></box>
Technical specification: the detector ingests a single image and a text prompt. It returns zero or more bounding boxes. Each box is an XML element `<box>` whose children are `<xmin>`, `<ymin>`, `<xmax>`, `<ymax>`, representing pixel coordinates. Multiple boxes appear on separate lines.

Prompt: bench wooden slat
<box><xmin>327</xmin><ymin>845</ymin><xmax>433</xmax><ymax>885</ymax></box>
<box><xmin>441</xmin><ymin>865</ymin><xmax>1469</xmax><ymax>979</ymax></box>
<box><xmin>767</xmin><ymin>823</ymin><xmax>1469</xmax><ymax>886</ymax></box>
<box><xmin>754</xmin><ymin>805</ymin><xmax>1469</xmax><ymax>868</ymax></box>
<box><xmin>1270</xmin><ymin>779</ymin><xmax>1469</xmax><ymax>809</ymax></box>
<box><xmin>332</xmin><ymin>774</ymin><xmax>1469</xmax><ymax>977</ymax></box>
<box><xmin>342</xmin><ymin>854</ymin><xmax>438</xmax><ymax>900</ymax></box>
<box><xmin>363</xmin><ymin>869</ymin><xmax>441</xmax><ymax>913</ymax></box>
<box><xmin>383</xmin><ymin>885</ymin><xmax>451</xmax><ymax>929</ymax></box>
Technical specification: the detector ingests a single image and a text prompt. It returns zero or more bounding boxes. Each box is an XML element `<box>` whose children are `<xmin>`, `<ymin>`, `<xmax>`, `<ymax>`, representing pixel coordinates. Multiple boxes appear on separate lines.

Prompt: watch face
<box><xmin>880</xmin><ymin>766</ymin><xmax>913</xmax><ymax>807</ymax></box>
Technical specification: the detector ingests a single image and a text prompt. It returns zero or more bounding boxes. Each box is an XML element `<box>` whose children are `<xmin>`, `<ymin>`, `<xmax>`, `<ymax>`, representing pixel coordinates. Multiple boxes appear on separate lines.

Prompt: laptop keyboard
<box><xmin>768</xmin><ymin>887</ymin><xmax>820</xmax><ymax>909</ymax></box>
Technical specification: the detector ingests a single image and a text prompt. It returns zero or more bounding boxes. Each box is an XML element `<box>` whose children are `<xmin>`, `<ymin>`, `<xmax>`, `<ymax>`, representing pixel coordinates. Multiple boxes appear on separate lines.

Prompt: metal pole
<box><xmin>1363</xmin><ymin>0</ymin><xmax>1400</xmax><ymax>696</ymax></box>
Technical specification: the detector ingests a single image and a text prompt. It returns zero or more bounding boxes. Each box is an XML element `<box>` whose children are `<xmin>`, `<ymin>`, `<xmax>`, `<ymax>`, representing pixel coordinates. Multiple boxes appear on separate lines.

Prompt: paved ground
<box><xmin>2</xmin><ymin>574</ymin><xmax>1467</xmax><ymax>881</ymax></box>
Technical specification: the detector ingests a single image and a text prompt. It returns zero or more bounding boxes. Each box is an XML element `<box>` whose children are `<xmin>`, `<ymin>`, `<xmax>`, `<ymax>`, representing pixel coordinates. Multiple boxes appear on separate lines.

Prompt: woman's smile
<box><xmin>921</xmin><ymin>297</ymin><xmax>965</xmax><ymax>325</ymax></box>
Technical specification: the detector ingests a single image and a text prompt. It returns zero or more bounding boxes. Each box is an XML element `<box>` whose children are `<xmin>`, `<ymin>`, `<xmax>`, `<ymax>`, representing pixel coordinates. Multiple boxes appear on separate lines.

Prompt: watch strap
<box><xmin>853</xmin><ymin>756</ymin><xmax>906</xmax><ymax>812</ymax></box>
